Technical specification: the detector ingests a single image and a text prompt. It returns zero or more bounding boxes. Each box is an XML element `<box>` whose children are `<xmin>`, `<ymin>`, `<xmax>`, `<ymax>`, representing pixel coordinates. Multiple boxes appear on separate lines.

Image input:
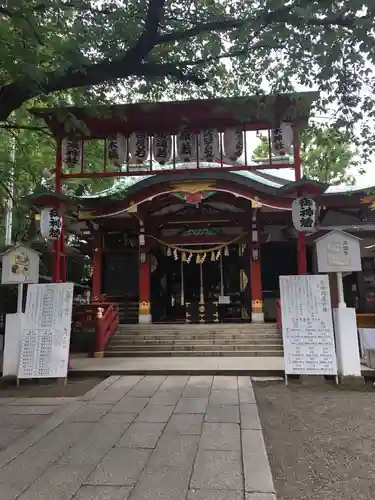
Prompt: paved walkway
<box><xmin>0</xmin><ymin>376</ymin><xmax>275</xmax><ymax>500</ymax></box>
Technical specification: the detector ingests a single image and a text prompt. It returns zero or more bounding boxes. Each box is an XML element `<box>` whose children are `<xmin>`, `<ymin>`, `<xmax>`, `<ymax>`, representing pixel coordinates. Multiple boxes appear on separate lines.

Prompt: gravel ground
<box><xmin>254</xmin><ymin>380</ymin><xmax>375</xmax><ymax>500</ymax></box>
<box><xmin>0</xmin><ymin>376</ymin><xmax>103</xmax><ymax>398</ymax></box>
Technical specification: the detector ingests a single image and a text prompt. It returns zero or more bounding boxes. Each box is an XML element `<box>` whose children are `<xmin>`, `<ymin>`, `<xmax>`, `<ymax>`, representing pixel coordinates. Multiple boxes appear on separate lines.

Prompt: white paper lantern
<box><xmin>292</xmin><ymin>197</ymin><xmax>318</xmax><ymax>232</ymax></box>
<box><xmin>271</xmin><ymin>122</ymin><xmax>293</xmax><ymax>156</ymax></box>
<box><xmin>40</xmin><ymin>207</ymin><xmax>62</xmax><ymax>240</ymax></box>
<box><xmin>153</xmin><ymin>133</ymin><xmax>172</xmax><ymax>164</ymax></box>
<box><xmin>62</xmin><ymin>138</ymin><xmax>83</xmax><ymax>165</ymax></box>
<box><xmin>199</xmin><ymin>128</ymin><xmax>220</xmax><ymax>162</ymax></box>
<box><xmin>177</xmin><ymin>127</ymin><xmax>197</xmax><ymax>162</ymax></box>
<box><xmin>129</xmin><ymin>131</ymin><xmax>149</xmax><ymax>163</ymax></box>
<box><xmin>107</xmin><ymin>134</ymin><xmax>127</xmax><ymax>166</ymax></box>
<box><xmin>223</xmin><ymin>128</ymin><xmax>243</xmax><ymax>160</ymax></box>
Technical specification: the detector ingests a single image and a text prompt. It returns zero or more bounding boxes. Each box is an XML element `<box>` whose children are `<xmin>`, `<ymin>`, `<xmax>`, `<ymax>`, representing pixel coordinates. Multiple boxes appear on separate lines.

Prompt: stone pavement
<box><xmin>0</xmin><ymin>376</ymin><xmax>275</xmax><ymax>500</ymax></box>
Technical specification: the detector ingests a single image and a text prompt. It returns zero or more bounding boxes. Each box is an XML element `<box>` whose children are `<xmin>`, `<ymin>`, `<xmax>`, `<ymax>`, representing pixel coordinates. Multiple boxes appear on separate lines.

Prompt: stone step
<box><xmin>105</xmin><ymin>349</ymin><xmax>284</xmax><ymax>357</ymax></box>
<box><xmin>112</xmin><ymin>334</ymin><xmax>281</xmax><ymax>341</ymax></box>
<box><xmin>109</xmin><ymin>339</ymin><xmax>283</xmax><ymax>347</ymax></box>
<box><xmin>106</xmin><ymin>344</ymin><xmax>283</xmax><ymax>352</ymax></box>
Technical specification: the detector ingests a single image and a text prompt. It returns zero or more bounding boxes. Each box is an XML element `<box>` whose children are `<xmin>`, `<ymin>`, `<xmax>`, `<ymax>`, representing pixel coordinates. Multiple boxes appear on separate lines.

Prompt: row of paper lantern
<box><xmin>62</xmin><ymin>123</ymin><xmax>293</xmax><ymax>166</ymax></box>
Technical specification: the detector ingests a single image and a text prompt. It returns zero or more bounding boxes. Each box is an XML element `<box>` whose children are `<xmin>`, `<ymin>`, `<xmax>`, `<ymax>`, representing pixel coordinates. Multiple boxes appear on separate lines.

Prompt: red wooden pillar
<box><xmin>250</xmin><ymin>201</ymin><xmax>264</xmax><ymax>323</ymax></box>
<box><xmin>138</xmin><ymin>222</ymin><xmax>151</xmax><ymax>323</ymax></box>
<box><xmin>294</xmin><ymin>127</ymin><xmax>308</xmax><ymax>274</ymax></box>
<box><xmin>92</xmin><ymin>231</ymin><xmax>103</xmax><ymax>302</ymax></box>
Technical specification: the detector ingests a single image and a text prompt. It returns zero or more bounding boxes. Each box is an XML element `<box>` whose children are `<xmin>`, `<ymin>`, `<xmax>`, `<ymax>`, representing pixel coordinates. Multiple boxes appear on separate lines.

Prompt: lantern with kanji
<box><xmin>292</xmin><ymin>197</ymin><xmax>318</xmax><ymax>232</ymax></box>
<box><xmin>40</xmin><ymin>207</ymin><xmax>62</xmax><ymax>239</ymax></box>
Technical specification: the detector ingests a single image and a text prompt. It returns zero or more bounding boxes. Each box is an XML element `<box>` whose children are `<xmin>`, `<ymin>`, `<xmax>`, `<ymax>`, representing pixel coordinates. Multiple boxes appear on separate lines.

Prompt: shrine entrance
<box><xmin>152</xmin><ymin>244</ymin><xmax>248</xmax><ymax>323</ymax></box>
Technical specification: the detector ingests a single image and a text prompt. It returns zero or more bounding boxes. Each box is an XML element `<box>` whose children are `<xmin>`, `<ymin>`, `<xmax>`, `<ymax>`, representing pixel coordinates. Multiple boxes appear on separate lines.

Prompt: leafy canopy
<box><xmin>0</xmin><ymin>1</ymin><xmax>374</xmax><ymax>151</ymax></box>
<box><xmin>253</xmin><ymin>124</ymin><xmax>362</xmax><ymax>185</ymax></box>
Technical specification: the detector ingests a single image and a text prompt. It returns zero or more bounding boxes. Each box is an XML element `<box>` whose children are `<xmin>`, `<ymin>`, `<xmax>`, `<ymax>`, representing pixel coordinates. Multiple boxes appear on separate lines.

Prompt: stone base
<box><xmin>138</xmin><ymin>314</ymin><xmax>152</xmax><ymax>324</ymax></box>
<box><xmin>252</xmin><ymin>312</ymin><xmax>264</xmax><ymax>323</ymax></box>
<box><xmin>339</xmin><ymin>375</ymin><xmax>365</xmax><ymax>387</ymax></box>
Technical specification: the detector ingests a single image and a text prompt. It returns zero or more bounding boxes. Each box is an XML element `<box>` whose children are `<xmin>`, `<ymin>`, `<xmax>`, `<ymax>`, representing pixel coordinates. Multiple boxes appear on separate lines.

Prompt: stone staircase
<box><xmin>105</xmin><ymin>323</ymin><xmax>283</xmax><ymax>357</ymax></box>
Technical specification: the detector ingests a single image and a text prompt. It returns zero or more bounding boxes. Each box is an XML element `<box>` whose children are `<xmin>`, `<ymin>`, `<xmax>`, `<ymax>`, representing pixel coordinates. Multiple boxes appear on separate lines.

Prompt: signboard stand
<box><xmin>16</xmin><ymin>283</ymin><xmax>74</xmax><ymax>386</ymax></box>
<box><xmin>1</xmin><ymin>245</ymin><xmax>40</xmax><ymax>378</ymax></box>
<box><xmin>279</xmin><ymin>274</ymin><xmax>338</xmax><ymax>382</ymax></box>
<box><xmin>315</xmin><ymin>230</ymin><xmax>363</xmax><ymax>379</ymax></box>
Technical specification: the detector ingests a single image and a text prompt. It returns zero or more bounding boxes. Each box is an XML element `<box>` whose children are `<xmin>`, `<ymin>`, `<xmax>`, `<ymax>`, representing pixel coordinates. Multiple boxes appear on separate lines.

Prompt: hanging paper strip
<box><xmin>153</xmin><ymin>133</ymin><xmax>172</xmax><ymax>165</ymax></box>
<box><xmin>177</xmin><ymin>126</ymin><xmax>197</xmax><ymax>162</ymax></box>
<box><xmin>223</xmin><ymin>128</ymin><xmax>243</xmax><ymax>161</ymax></box>
<box><xmin>62</xmin><ymin>138</ymin><xmax>83</xmax><ymax>166</ymax></box>
<box><xmin>199</xmin><ymin>128</ymin><xmax>220</xmax><ymax>162</ymax></box>
<box><xmin>129</xmin><ymin>131</ymin><xmax>149</xmax><ymax>163</ymax></box>
<box><xmin>107</xmin><ymin>134</ymin><xmax>127</xmax><ymax>166</ymax></box>
<box><xmin>187</xmin><ymin>253</ymin><xmax>193</xmax><ymax>263</ymax></box>
<box><xmin>271</xmin><ymin>122</ymin><xmax>293</xmax><ymax>156</ymax></box>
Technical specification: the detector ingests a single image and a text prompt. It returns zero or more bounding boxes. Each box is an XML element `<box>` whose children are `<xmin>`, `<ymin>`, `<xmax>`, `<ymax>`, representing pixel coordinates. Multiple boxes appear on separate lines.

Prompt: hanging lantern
<box><xmin>224</xmin><ymin>246</ymin><xmax>229</xmax><ymax>257</ymax></box>
<box><xmin>223</xmin><ymin>128</ymin><xmax>243</xmax><ymax>161</ymax></box>
<box><xmin>199</xmin><ymin>128</ymin><xmax>220</xmax><ymax>162</ymax></box>
<box><xmin>153</xmin><ymin>133</ymin><xmax>172</xmax><ymax>165</ymax></box>
<box><xmin>271</xmin><ymin>122</ymin><xmax>293</xmax><ymax>156</ymax></box>
<box><xmin>62</xmin><ymin>138</ymin><xmax>83</xmax><ymax>166</ymax></box>
<box><xmin>211</xmin><ymin>251</ymin><xmax>215</xmax><ymax>262</ymax></box>
<box><xmin>129</xmin><ymin>131</ymin><xmax>149</xmax><ymax>163</ymax></box>
<box><xmin>292</xmin><ymin>197</ymin><xmax>318</xmax><ymax>232</ymax></box>
<box><xmin>40</xmin><ymin>207</ymin><xmax>62</xmax><ymax>240</ymax></box>
<box><xmin>177</xmin><ymin>126</ymin><xmax>197</xmax><ymax>162</ymax></box>
<box><xmin>107</xmin><ymin>134</ymin><xmax>127</xmax><ymax>166</ymax></box>
<box><xmin>167</xmin><ymin>247</ymin><xmax>172</xmax><ymax>257</ymax></box>
<box><xmin>196</xmin><ymin>254</ymin><xmax>201</xmax><ymax>264</ymax></box>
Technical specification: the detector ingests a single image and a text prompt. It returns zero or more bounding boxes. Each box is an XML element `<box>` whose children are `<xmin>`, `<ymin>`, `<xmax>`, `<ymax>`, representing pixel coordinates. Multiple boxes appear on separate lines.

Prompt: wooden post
<box><xmin>250</xmin><ymin>201</ymin><xmax>264</xmax><ymax>323</ymax></box>
<box><xmin>52</xmin><ymin>139</ymin><xmax>62</xmax><ymax>282</ymax></box>
<box><xmin>92</xmin><ymin>231</ymin><xmax>103</xmax><ymax>302</ymax></box>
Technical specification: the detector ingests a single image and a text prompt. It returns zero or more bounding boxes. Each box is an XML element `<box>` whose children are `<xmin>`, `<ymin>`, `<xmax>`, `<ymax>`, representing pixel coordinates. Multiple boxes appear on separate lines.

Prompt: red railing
<box><xmin>73</xmin><ymin>302</ymin><xmax>119</xmax><ymax>357</ymax></box>
<box><xmin>276</xmin><ymin>299</ymin><xmax>282</xmax><ymax>334</ymax></box>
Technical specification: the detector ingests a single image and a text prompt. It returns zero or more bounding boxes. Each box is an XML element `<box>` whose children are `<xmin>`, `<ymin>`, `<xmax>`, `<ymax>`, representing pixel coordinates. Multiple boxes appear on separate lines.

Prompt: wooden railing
<box><xmin>276</xmin><ymin>299</ymin><xmax>282</xmax><ymax>334</ymax></box>
<box><xmin>73</xmin><ymin>302</ymin><xmax>119</xmax><ymax>357</ymax></box>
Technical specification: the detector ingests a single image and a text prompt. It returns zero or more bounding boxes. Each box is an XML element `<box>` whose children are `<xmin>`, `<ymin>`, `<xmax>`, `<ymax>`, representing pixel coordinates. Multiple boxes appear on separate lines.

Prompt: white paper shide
<box><xmin>279</xmin><ymin>275</ymin><xmax>337</xmax><ymax>376</ymax></box>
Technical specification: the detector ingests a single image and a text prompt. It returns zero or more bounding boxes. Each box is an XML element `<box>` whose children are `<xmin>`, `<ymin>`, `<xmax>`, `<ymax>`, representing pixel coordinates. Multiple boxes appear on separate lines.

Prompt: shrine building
<box><xmin>26</xmin><ymin>93</ymin><xmax>375</xmax><ymax>357</ymax></box>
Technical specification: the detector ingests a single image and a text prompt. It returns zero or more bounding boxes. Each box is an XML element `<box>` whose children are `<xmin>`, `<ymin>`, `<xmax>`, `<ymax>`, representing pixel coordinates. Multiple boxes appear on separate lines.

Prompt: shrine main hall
<box><xmin>27</xmin><ymin>92</ymin><xmax>375</xmax><ymax>356</ymax></box>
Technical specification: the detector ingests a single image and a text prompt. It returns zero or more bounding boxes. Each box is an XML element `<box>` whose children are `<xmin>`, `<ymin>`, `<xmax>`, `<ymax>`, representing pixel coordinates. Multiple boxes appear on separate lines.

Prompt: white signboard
<box><xmin>316</xmin><ymin>230</ymin><xmax>361</xmax><ymax>273</ymax></box>
<box><xmin>1</xmin><ymin>245</ymin><xmax>39</xmax><ymax>284</ymax></box>
<box><xmin>279</xmin><ymin>275</ymin><xmax>337</xmax><ymax>376</ymax></box>
<box><xmin>18</xmin><ymin>283</ymin><xmax>74</xmax><ymax>379</ymax></box>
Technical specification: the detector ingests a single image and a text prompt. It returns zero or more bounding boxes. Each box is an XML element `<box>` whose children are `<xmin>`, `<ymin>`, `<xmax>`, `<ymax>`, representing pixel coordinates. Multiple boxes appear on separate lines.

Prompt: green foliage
<box><xmin>253</xmin><ymin>125</ymin><xmax>363</xmax><ymax>185</ymax></box>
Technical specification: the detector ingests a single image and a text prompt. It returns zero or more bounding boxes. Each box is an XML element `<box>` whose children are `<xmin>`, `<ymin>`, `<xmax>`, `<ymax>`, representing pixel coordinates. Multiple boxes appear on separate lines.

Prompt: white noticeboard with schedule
<box><xmin>279</xmin><ymin>274</ymin><xmax>337</xmax><ymax>376</ymax></box>
<box><xmin>17</xmin><ymin>283</ymin><xmax>74</xmax><ymax>380</ymax></box>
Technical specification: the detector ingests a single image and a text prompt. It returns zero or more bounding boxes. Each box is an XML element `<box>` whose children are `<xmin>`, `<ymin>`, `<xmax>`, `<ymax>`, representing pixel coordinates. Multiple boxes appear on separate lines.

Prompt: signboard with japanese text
<box><xmin>316</xmin><ymin>230</ymin><xmax>362</xmax><ymax>273</ymax></box>
<box><xmin>292</xmin><ymin>197</ymin><xmax>318</xmax><ymax>232</ymax></box>
<box><xmin>279</xmin><ymin>275</ymin><xmax>337</xmax><ymax>376</ymax></box>
<box><xmin>17</xmin><ymin>283</ymin><xmax>74</xmax><ymax>379</ymax></box>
